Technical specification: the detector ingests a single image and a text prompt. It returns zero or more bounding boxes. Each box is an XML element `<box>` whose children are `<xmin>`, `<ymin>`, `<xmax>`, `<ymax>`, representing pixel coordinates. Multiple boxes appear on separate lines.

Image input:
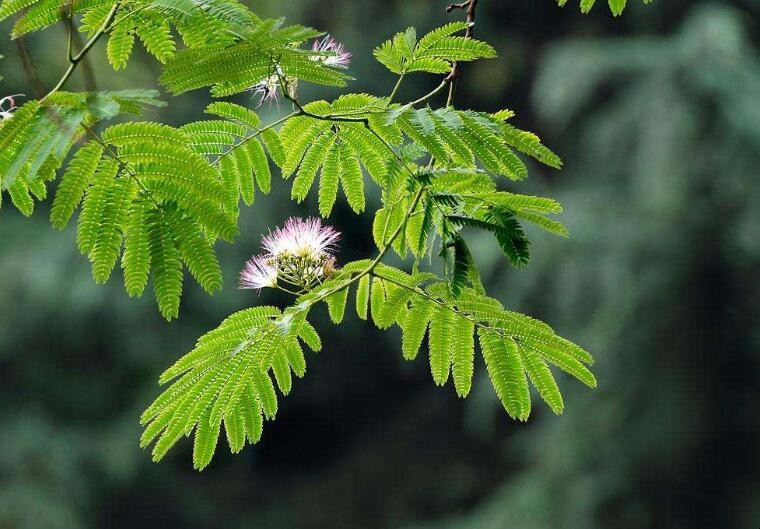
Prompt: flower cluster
<box><xmin>0</xmin><ymin>94</ymin><xmax>20</xmax><ymax>121</ymax></box>
<box><xmin>311</xmin><ymin>35</ymin><xmax>352</xmax><ymax>69</ymax></box>
<box><xmin>248</xmin><ymin>35</ymin><xmax>350</xmax><ymax>106</ymax></box>
<box><xmin>240</xmin><ymin>217</ymin><xmax>341</xmax><ymax>293</ymax></box>
<box><xmin>248</xmin><ymin>65</ymin><xmax>297</xmax><ymax>108</ymax></box>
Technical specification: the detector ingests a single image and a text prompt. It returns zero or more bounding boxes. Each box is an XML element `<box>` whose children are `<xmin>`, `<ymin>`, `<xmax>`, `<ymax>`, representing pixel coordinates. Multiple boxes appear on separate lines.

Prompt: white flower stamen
<box><xmin>0</xmin><ymin>94</ymin><xmax>22</xmax><ymax>121</ymax></box>
<box><xmin>239</xmin><ymin>256</ymin><xmax>278</xmax><ymax>291</ymax></box>
<box><xmin>311</xmin><ymin>35</ymin><xmax>352</xmax><ymax>69</ymax></box>
<box><xmin>240</xmin><ymin>217</ymin><xmax>341</xmax><ymax>293</ymax></box>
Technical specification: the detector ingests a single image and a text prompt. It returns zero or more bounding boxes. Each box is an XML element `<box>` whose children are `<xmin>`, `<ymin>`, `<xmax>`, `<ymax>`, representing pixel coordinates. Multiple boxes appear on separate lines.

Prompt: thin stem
<box><xmin>276</xmin><ymin>285</ymin><xmax>301</xmax><ymax>296</ymax></box>
<box><xmin>280</xmin><ymin>82</ymin><xmax>369</xmax><ymax>124</ymax></box>
<box><xmin>446</xmin><ymin>81</ymin><xmax>456</xmax><ymax>108</ymax></box>
<box><xmin>405</xmin><ymin>80</ymin><xmax>450</xmax><ymax>108</ymax></box>
<box><xmin>444</xmin><ymin>0</ymin><xmax>479</xmax><ymax>84</ymax></box>
<box><xmin>214</xmin><ymin>111</ymin><xmax>298</xmax><ymax>165</ymax></box>
<box><xmin>41</xmin><ymin>2</ymin><xmax>119</xmax><ymax>103</ymax></box>
<box><xmin>443</xmin><ymin>0</ymin><xmax>480</xmax><ymax>108</ymax></box>
<box><xmin>109</xmin><ymin>5</ymin><xmax>148</xmax><ymax>29</ymax></box>
<box><xmin>372</xmin><ymin>269</ymin><xmax>505</xmax><ymax>339</ymax></box>
<box><xmin>71</xmin><ymin>26</ymin><xmax>98</xmax><ymax>91</ymax></box>
<box><xmin>66</xmin><ymin>3</ymin><xmax>74</xmax><ymax>62</ymax></box>
<box><xmin>16</xmin><ymin>37</ymin><xmax>46</xmax><ymax>98</ymax></box>
<box><xmin>388</xmin><ymin>74</ymin><xmax>406</xmax><ymax>103</ymax></box>
<box><xmin>43</xmin><ymin>63</ymin><xmax>78</xmax><ymax>102</ymax></box>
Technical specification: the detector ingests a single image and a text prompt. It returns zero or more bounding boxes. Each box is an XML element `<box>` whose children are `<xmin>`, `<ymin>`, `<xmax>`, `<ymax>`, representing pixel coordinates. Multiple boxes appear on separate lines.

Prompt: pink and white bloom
<box><xmin>0</xmin><ymin>94</ymin><xmax>21</xmax><ymax>121</ymax></box>
<box><xmin>239</xmin><ymin>255</ymin><xmax>278</xmax><ymax>291</ymax></box>
<box><xmin>240</xmin><ymin>218</ymin><xmax>341</xmax><ymax>293</ymax></box>
<box><xmin>311</xmin><ymin>35</ymin><xmax>352</xmax><ymax>68</ymax></box>
<box><xmin>262</xmin><ymin>217</ymin><xmax>340</xmax><ymax>260</ymax></box>
<box><xmin>248</xmin><ymin>74</ymin><xmax>281</xmax><ymax>107</ymax></box>
<box><xmin>248</xmin><ymin>65</ymin><xmax>299</xmax><ymax>107</ymax></box>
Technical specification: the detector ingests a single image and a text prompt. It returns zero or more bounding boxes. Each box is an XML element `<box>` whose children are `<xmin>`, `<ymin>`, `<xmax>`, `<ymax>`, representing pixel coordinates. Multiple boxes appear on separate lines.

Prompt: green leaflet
<box><xmin>160</xmin><ymin>36</ymin><xmax>350</xmax><ymax>96</ymax></box>
<box><xmin>50</xmin><ymin>142</ymin><xmax>105</xmax><ymax>229</ymax></box>
<box><xmin>107</xmin><ymin>13</ymin><xmax>136</xmax><ymax>71</ymax></box>
<box><xmin>479</xmin><ymin>331</ymin><xmax>531</xmax><ymax>421</ymax></box>
<box><xmin>369</xmin><ymin>277</ymin><xmax>387</xmax><ymax>327</ymax></box>
<box><xmin>374</xmin><ymin>23</ymin><xmax>496</xmax><ymax>74</ymax></box>
<box><xmin>141</xmin><ymin>256</ymin><xmax>597</xmax><ymax>468</ymax></box>
<box><xmin>181</xmin><ymin>102</ymin><xmax>273</xmax><ymax>214</ymax></box>
<box><xmin>121</xmin><ymin>199</ymin><xmax>152</xmax><ymax>297</ymax></box>
<box><xmin>271</xmin><ymin>348</ymin><xmax>293</xmax><ymax>395</ymax></box>
<box><xmin>339</xmin><ymin>144</ymin><xmax>365</xmax><ymax>214</ymax></box>
<box><xmin>4</xmin><ymin>0</ymin><xmax>257</xmax><ymax>42</ymax></box>
<box><xmin>401</xmin><ymin>299</ymin><xmax>434</xmax><ymax>361</ymax></box>
<box><xmin>134</xmin><ymin>13</ymin><xmax>176</xmax><ymax>63</ymax></box>
<box><xmin>90</xmin><ymin>176</ymin><xmax>138</xmax><ymax>284</ymax></box>
<box><xmin>239</xmin><ymin>383</ymin><xmax>264</xmax><ymax>444</ymax></box>
<box><xmin>557</xmin><ymin>0</ymin><xmax>653</xmax><ymax>15</ymax></box>
<box><xmin>193</xmin><ymin>406</ymin><xmax>221</xmax><ymax>470</ymax></box>
<box><xmin>1</xmin><ymin>90</ymin><xmax>163</xmax><ymax>213</ymax></box>
<box><xmin>48</xmin><ymin>119</ymin><xmax>235</xmax><ymax>318</ymax></box>
<box><xmin>169</xmin><ymin>211</ymin><xmax>223</xmax><ymax>294</ymax></box>
<box><xmin>375</xmin><ymin>282</ymin><xmax>413</xmax><ymax>329</ymax></box>
<box><xmin>355</xmin><ymin>275</ymin><xmax>370</xmax><ymax>320</ymax></box>
<box><xmin>224</xmin><ymin>406</ymin><xmax>246</xmax><ymax>454</ymax></box>
<box><xmin>451</xmin><ymin>314</ymin><xmax>475</xmax><ymax>397</ymax></box>
<box><xmin>325</xmin><ymin>286</ymin><xmax>349</xmax><ymax>324</ymax></box>
<box><xmin>148</xmin><ymin>210</ymin><xmax>184</xmax><ymax>320</ymax></box>
<box><xmin>519</xmin><ymin>345</ymin><xmax>564</xmax><ymax>414</ymax></box>
<box><xmin>428</xmin><ymin>305</ymin><xmax>455</xmax><ymax>386</ymax></box>
<box><xmin>77</xmin><ymin>158</ymin><xmax>120</xmax><ymax>255</ymax></box>
<box><xmin>318</xmin><ymin>140</ymin><xmax>341</xmax><ymax>217</ymax></box>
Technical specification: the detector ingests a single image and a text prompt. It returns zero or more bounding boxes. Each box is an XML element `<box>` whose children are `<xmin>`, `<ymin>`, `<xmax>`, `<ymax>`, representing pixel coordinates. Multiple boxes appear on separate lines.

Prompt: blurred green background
<box><xmin>1</xmin><ymin>1</ymin><xmax>759</xmax><ymax>528</ymax></box>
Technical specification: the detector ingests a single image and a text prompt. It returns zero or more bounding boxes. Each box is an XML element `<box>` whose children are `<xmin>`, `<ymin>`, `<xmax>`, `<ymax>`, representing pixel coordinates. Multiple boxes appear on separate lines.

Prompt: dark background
<box><xmin>1</xmin><ymin>1</ymin><xmax>759</xmax><ymax>528</ymax></box>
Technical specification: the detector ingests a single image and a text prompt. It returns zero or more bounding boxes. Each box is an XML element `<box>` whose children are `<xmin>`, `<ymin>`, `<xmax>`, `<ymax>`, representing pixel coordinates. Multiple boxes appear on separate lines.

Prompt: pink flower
<box><xmin>248</xmin><ymin>74</ymin><xmax>281</xmax><ymax>107</ymax></box>
<box><xmin>240</xmin><ymin>218</ymin><xmax>341</xmax><ymax>293</ymax></box>
<box><xmin>311</xmin><ymin>35</ymin><xmax>352</xmax><ymax>68</ymax></box>
<box><xmin>0</xmin><ymin>94</ymin><xmax>22</xmax><ymax>121</ymax></box>
<box><xmin>262</xmin><ymin>217</ymin><xmax>340</xmax><ymax>260</ymax></box>
<box><xmin>239</xmin><ymin>255</ymin><xmax>278</xmax><ymax>290</ymax></box>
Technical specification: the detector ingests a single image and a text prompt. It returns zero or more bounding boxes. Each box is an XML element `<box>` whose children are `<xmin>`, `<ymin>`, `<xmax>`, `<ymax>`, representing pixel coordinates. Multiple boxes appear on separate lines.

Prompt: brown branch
<box><xmin>70</xmin><ymin>20</ymin><xmax>98</xmax><ymax>91</ymax></box>
<box><xmin>444</xmin><ymin>0</ymin><xmax>479</xmax><ymax>105</ymax></box>
<box><xmin>41</xmin><ymin>2</ymin><xmax>118</xmax><ymax>103</ymax></box>
<box><xmin>16</xmin><ymin>37</ymin><xmax>46</xmax><ymax>98</ymax></box>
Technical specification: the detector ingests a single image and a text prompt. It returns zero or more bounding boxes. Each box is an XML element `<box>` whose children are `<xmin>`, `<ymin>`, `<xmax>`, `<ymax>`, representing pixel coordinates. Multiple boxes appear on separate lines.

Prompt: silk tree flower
<box><xmin>0</xmin><ymin>94</ymin><xmax>21</xmax><ymax>121</ymax></box>
<box><xmin>311</xmin><ymin>35</ymin><xmax>352</xmax><ymax>68</ymax></box>
<box><xmin>249</xmin><ymin>74</ymin><xmax>281</xmax><ymax>107</ymax></box>
<box><xmin>262</xmin><ymin>217</ymin><xmax>340</xmax><ymax>260</ymax></box>
<box><xmin>240</xmin><ymin>217</ymin><xmax>341</xmax><ymax>293</ymax></box>
<box><xmin>248</xmin><ymin>66</ymin><xmax>298</xmax><ymax>107</ymax></box>
<box><xmin>239</xmin><ymin>255</ymin><xmax>278</xmax><ymax>291</ymax></box>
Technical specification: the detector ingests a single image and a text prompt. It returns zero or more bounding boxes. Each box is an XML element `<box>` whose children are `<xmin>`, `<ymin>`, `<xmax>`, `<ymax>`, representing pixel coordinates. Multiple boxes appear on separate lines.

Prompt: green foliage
<box><xmin>0</xmin><ymin>92</ymin><xmax>239</xmax><ymax>319</ymax></box>
<box><xmin>0</xmin><ymin>90</ymin><xmax>164</xmax><ymax>213</ymax></box>
<box><xmin>281</xmin><ymin>96</ymin><xmax>392</xmax><ymax>215</ymax></box>
<box><xmin>159</xmin><ymin>19</ymin><xmax>345</xmax><ymax>96</ymax></box>
<box><xmin>140</xmin><ymin>305</ymin><xmax>317</xmax><ymax>469</ymax></box>
<box><xmin>142</xmin><ymin>260</ymin><xmax>595</xmax><ymax>466</ymax></box>
<box><xmin>68</xmin><ymin>120</ymin><xmax>234</xmax><ymax>318</ymax></box>
<box><xmin>180</xmin><ymin>102</ymin><xmax>276</xmax><ymax>210</ymax></box>
<box><xmin>0</xmin><ymin>0</ymin><xmax>624</xmax><ymax>469</ymax></box>
<box><xmin>557</xmin><ymin>0</ymin><xmax>654</xmax><ymax>16</ymax></box>
<box><xmin>1</xmin><ymin>0</ymin><xmax>256</xmax><ymax>46</ymax></box>
<box><xmin>374</xmin><ymin>23</ymin><xmax>496</xmax><ymax>74</ymax></box>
